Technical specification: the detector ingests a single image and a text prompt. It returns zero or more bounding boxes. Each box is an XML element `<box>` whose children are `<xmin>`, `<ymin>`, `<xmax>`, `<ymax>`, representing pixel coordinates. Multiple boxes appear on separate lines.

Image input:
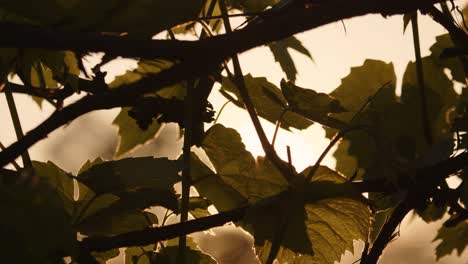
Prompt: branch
<box><xmin>80</xmin><ymin>206</ymin><xmax>248</xmax><ymax>252</ymax></box>
<box><xmin>0</xmin><ymin>0</ymin><xmax>443</xmax><ymax>60</ymax></box>
<box><xmin>0</xmin><ymin>0</ymin><xmax>444</xmax><ymax>168</ymax></box>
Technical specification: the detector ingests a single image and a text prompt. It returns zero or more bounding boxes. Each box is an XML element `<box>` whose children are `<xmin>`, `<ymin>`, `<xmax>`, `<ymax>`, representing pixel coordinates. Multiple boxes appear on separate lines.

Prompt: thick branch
<box><xmin>0</xmin><ymin>0</ymin><xmax>443</xmax><ymax>61</ymax></box>
<box><xmin>0</xmin><ymin>0</ymin><xmax>442</xmax><ymax>168</ymax></box>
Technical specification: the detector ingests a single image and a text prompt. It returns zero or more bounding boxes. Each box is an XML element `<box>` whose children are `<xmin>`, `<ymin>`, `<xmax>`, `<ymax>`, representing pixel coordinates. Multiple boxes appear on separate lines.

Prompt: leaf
<box><xmin>326</xmin><ymin>58</ymin><xmax>457</xmax><ymax>180</ymax></box>
<box><xmin>33</xmin><ymin>160</ymin><xmax>75</xmax><ymax>215</ymax></box>
<box><xmin>200</xmin><ymin>124</ymin><xmax>369</xmax><ymax>263</ymax></box>
<box><xmin>220</xmin><ymin>74</ymin><xmax>312</xmax><ymax>130</ymax></box>
<box><xmin>77</xmin><ymin>206</ymin><xmax>158</xmax><ymax>236</ymax></box>
<box><xmin>125</xmin><ymin>245</ymin><xmax>156</xmax><ymax>264</ymax></box>
<box><xmin>245</xmin><ymin>166</ymin><xmax>370</xmax><ymax>264</ymax></box>
<box><xmin>0</xmin><ymin>0</ymin><xmax>205</xmax><ymax>36</ymax></box>
<box><xmin>325</xmin><ymin>59</ymin><xmax>398</xmax><ymax>177</ymax></box>
<box><xmin>124</xmin><ymin>238</ymin><xmax>216</xmax><ymax>264</ymax></box>
<box><xmin>268</xmin><ymin>36</ymin><xmax>313</xmax><ymax>82</ymax></box>
<box><xmin>190</xmin><ymin>152</ymin><xmax>247</xmax><ymax>212</ymax></box>
<box><xmin>0</xmin><ymin>175</ymin><xmax>77</xmax><ymax>263</ymax></box>
<box><xmin>186</xmin><ymin>196</ymin><xmax>211</xmax><ymax>218</ymax></box>
<box><xmin>113</xmin><ymin>108</ymin><xmax>163</xmax><ymax>157</ymax></box>
<box><xmin>429</xmin><ymin>34</ymin><xmax>467</xmax><ymax>84</ymax></box>
<box><xmin>434</xmin><ymin>220</ymin><xmax>468</xmax><ymax>259</ymax></box>
<box><xmin>111</xmin><ymin>60</ymin><xmax>186</xmax><ymax>156</ymax></box>
<box><xmin>158</xmin><ymin>237</ymin><xmax>216</xmax><ymax>264</ymax></box>
<box><xmin>280</xmin><ymin>79</ymin><xmax>348</xmax><ymax>129</ymax></box>
<box><xmin>78</xmin><ymin>157</ymin><xmax>179</xmax><ymax>194</ymax></box>
<box><xmin>92</xmin><ymin>248</ymin><xmax>120</xmax><ymax>263</ymax></box>
<box><xmin>403</xmin><ymin>13</ymin><xmax>412</xmax><ymax>34</ymax></box>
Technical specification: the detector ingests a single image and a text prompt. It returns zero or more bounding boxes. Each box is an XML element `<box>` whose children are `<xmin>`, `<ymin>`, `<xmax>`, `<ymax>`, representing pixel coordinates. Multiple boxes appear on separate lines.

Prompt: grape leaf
<box><xmin>190</xmin><ymin>152</ymin><xmax>248</xmax><ymax>212</ymax></box>
<box><xmin>326</xmin><ymin>58</ymin><xmax>457</xmax><ymax>180</ymax></box>
<box><xmin>220</xmin><ymin>74</ymin><xmax>312</xmax><ymax>130</ymax></box>
<box><xmin>429</xmin><ymin>34</ymin><xmax>466</xmax><ymax>84</ymax></box>
<box><xmin>200</xmin><ymin>124</ymin><xmax>369</xmax><ymax>263</ymax></box>
<box><xmin>111</xmin><ymin>60</ymin><xmax>186</xmax><ymax>156</ymax></box>
<box><xmin>77</xmin><ymin>157</ymin><xmax>179</xmax><ymax>196</ymax></box>
<box><xmin>0</xmin><ymin>171</ymin><xmax>77</xmax><ymax>263</ymax></box>
<box><xmin>434</xmin><ymin>221</ymin><xmax>468</xmax><ymax>259</ymax></box>
<box><xmin>33</xmin><ymin>160</ymin><xmax>75</xmax><ymax>216</ymax></box>
<box><xmin>268</xmin><ymin>36</ymin><xmax>313</xmax><ymax>82</ymax></box>
<box><xmin>280</xmin><ymin>79</ymin><xmax>348</xmax><ymax>129</ymax></box>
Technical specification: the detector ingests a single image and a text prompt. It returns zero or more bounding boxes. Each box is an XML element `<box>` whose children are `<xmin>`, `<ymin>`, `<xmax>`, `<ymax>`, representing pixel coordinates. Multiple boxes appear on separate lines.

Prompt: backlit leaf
<box><xmin>200</xmin><ymin>124</ymin><xmax>369</xmax><ymax>263</ymax></box>
<box><xmin>268</xmin><ymin>36</ymin><xmax>313</xmax><ymax>82</ymax></box>
<box><xmin>77</xmin><ymin>157</ymin><xmax>179</xmax><ymax>196</ymax></box>
<box><xmin>434</xmin><ymin>220</ymin><xmax>468</xmax><ymax>259</ymax></box>
<box><xmin>33</xmin><ymin>160</ymin><xmax>75</xmax><ymax>215</ymax></box>
<box><xmin>220</xmin><ymin>74</ymin><xmax>312</xmax><ymax>130</ymax></box>
<box><xmin>111</xmin><ymin>60</ymin><xmax>186</xmax><ymax>156</ymax></box>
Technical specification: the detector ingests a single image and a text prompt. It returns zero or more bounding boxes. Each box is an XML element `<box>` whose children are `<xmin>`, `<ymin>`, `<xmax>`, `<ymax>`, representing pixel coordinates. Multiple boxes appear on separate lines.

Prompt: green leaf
<box><xmin>325</xmin><ymin>59</ymin><xmax>398</xmax><ymax>177</ymax></box>
<box><xmin>0</xmin><ymin>0</ymin><xmax>205</xmax><ymax>36</ymax></box>
<box><xmin>190</xmin><ymin>152</ymin><xmax>247</xmax><ymax>212</ymax></box>
<box><xmin>245</xmin><ymin>166</ymin><xmax>370</xmax><ymax>264</ymax></box>
<box><xmin>158</xmin><ymin>237</ymin><xmax>216</xmax><ymax>264</ymax></box>
<box><xmin>78</xmin><ymin>157</ymin><xmax>105</xmax><ymax>174</ymax></box>
<box><xmin>125</xmin><ymin>245</ymin><xmax>155</xmax><ymax>264</ymax></box>
<box><xmin>220</xmin><ymin>74</ymin><xmax>312</xmax><ymax>130</ymax></box>
<box><xmin>186</xmin><ymin>196</ymin><xmax>211</xmax><ymax>218</ymax></box>
<box><xmin>111</xmin><ymin>60</ymin><xmax>186</xmax><ymax>156</ymax></box>
<box><xmin>429</xmin><ymin>34</ymin><xmax>467</xmax><ymax>84</ymax></box>
<box><xmin>268</xmin><ymin>36</ymin><xmax>313</xmax><ymax>82</ymax></box>
<box><xmin>33</xmin><ymin>160</ymin><xmax>75</xmax><ymax>216</ymax></box>
<box><xmin>124</xmin><ymin>238</ymin><xmax>216</xmax><ymax>264</ymax></box>
<box><xmin>77</xmin><ymin>206</ymin><xmax>158</xmax><ymax>236</ymax></box>
<box><xmin>113</xmin><ymin>108</ymin><xmax>163</xmax><ymax>157</ymax></box>
<box><xmin>434</xmin><ymin>221</ymin><xmax>468</xmax><ymax>259</ymax></box>
<box><xmin>0</xmin><ymin>175</ymin><xmax>77</xmax><ymax>263</ymax></box>
<box><xmin>415</xmin><ymin>203</ymin><xmax>447</xmax><ymax>223</ymax></box>
<box><xmin>403</xmin><ymin>13</ymin><xmax>412</xmax><ymax>34</ymax></box>
<box><xmin>280</xmin><ymin>79</ymin><xmax>348</xmax><ymax>129</ymax></box>
<box><xmin>326</xmin><ymin>58</ymin><xmax>457</xmax><ymax>180</ymax></box>
<box><xmin>92</xmin><ymin>248</ymin><xmax>120</xmax><ymax>263</ymax></box>
<box><xmin>200</xmin><ymin>124</ymin><xmax>369</xmax><ymax>263</ymax></box>
<box><xmin>78</xmin><ymin>157</ymin><xmax>179</xmax><ymax>195</ymax></box>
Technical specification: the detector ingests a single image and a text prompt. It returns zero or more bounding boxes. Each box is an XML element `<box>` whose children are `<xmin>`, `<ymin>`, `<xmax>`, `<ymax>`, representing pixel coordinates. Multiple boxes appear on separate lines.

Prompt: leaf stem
<box><xmin>3</xmin><ymin>83</ymin><xmax>32</xmax><ymax>168</ymax></box>
<box><xmin>218</xmin><ymin>0</ymin><xmax>295</xmax><ymax>183</ymax></box>
<box><xmin>213</xmin><ymin>100</ymin><xmax>231</xmax><ymax>124</ymax></box>
<box><xmin>411</xmin><ymin>12</ymin><xmax>433</xmax><ymax>146</ymax></box>
<box><xmin>272</xmin><ymin>108</ymin><xmax>288</xmax><ymax>147</ymax></box>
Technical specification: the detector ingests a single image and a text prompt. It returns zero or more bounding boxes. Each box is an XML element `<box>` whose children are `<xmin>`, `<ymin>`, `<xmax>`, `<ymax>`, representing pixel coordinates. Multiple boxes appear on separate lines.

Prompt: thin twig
<box><xmin>219</xmin><ymin>0</ymin><xmax>295</xmax><ymax>183</ymax></box>
<box><xmin>213</xmin><ymin>100</ymin><xmax>231</xmax><ymax>124</ymax></box>
<box><xmin>3</xmin><ymin>83</ymin><xmax>31</xmax><ymax>168</ymax></box>
<box><xmin>272</xmin><ymin>108</ymin><xmax>289</xmax><ymax>147</ymax></box>
<box><xmin>411</xmin><ymin>12</ymin><xmax>433</xmax><ymax>146</ymax></box>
